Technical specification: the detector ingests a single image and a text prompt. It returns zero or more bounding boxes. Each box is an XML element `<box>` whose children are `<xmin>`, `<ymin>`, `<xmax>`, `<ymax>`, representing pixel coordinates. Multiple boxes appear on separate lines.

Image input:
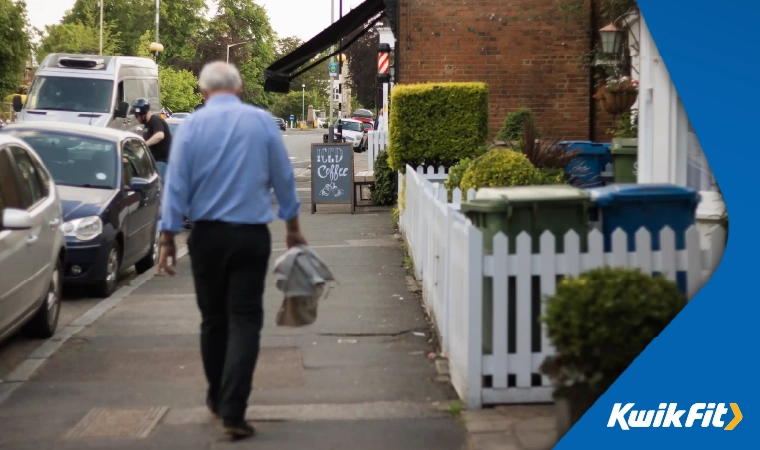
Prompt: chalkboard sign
<box><xmin>311</xmin><ymin>143</ymin><xmax>354</xmax><ymax>214</ymax></box>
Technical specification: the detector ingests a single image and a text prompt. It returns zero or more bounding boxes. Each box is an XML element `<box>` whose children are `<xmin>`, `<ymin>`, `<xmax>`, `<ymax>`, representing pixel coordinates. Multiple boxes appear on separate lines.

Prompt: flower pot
<box><xmin>600</xmin><ymin>91</ymin><xmax>638</xmax><ymax>115</ymax></box>
<box><xmin>554</xmin><ymin>384</ymin><xmax>604</xmax><ymax>441</ymax></box>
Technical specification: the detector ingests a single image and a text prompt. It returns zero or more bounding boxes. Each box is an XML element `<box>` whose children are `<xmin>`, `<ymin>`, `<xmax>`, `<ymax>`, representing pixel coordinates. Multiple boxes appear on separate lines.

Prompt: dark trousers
<box><xmin>187</xmin><ymin>221</ymin><xmax>271</xmax><ymax>420</ymax></box>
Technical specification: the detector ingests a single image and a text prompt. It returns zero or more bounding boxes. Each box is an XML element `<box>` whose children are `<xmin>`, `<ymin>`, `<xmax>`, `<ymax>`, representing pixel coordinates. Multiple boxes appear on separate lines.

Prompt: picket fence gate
<box><xmin>398</xmin><ymin>165</ymin><xmax>727</xmax><ymax>409</ymax></box>
<box><xmin>367</xmin><ymin>130</ymin><xmax>389</xmax><ymax>171</ymax></box>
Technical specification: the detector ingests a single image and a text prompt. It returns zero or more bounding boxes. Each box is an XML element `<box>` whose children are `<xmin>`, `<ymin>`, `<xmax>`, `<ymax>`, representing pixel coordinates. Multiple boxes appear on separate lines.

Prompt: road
<box><xmin>0</xmin><ymin>129</ymin><xmax>321</xmax><ymax>383</ymax></box>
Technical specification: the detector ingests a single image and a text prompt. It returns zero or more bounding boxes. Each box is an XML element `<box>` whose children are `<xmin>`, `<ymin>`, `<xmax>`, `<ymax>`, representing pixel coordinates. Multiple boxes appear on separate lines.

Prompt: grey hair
<box><xmin>198</xmin><ymin>61</ymin><xmax>243</xmax><ymax>92</ymax></box>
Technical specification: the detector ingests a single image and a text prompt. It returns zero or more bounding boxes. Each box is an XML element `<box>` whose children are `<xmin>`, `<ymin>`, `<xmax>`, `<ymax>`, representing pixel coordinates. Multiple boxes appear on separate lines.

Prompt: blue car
<box><xmin>1</xmin><ymin>122</ymin><xmax>162</xmax><ymax>298</ymax></box>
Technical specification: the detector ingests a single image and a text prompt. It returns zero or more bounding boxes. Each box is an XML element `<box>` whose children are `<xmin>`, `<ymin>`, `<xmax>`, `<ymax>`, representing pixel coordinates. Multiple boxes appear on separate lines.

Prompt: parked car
<box><xmin>0</xmin><ymin>134</ymin><xmax>66</xmax><ymax>343</ymax></box>
<box><xmin>275</xmin><ymin>117</ymin><xmax>286</xmax><ymax>131</ymax></box>
<box><xmin>1</xmin><ymin>122</ymin><xmax>162</xmax><ymax>298</ymax></box>
<box><xmin>166</xmin><ymin>117</ymin><xmax>184</xmax><ymax>135</ymax></box>
<box><xmin>334</xmin><ymin>118</ymin><xmax>368</xmax><ymax>152</ymax></box>
<box><xmin>171</xmin><ymin>112</ymin><xmax>190</xmax><ymax>119</ymax></box>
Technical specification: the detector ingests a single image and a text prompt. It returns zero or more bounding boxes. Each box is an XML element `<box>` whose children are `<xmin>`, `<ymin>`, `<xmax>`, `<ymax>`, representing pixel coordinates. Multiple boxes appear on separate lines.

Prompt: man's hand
<box><xmin>158</xmin><ymin>233</ymin><xmax>177</xmax><ymax>275</ymax></box>
<box><xmin>286</xmin><ymin>230</ymin><xmax>307</xmax><ymax>249</ymax></box>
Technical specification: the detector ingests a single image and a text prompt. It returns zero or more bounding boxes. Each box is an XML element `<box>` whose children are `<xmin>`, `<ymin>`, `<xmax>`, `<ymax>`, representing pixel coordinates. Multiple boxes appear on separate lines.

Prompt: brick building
<box><xmin>393</xmin><ymin>0</ymin><xmax>614</xmax><ymax>141</ymax></box>
<box><xmin>264</xmin><ymin>0</ymin><xmax>615</xmax><ymax>141</ymax></box>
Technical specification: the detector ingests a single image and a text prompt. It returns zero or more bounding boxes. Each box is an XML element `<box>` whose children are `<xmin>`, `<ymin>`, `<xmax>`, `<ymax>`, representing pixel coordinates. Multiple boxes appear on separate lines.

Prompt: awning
<box><xmin>264</xmin><ymin>0</ymin><xmax>386</xmax><ymax>93</ymax></box>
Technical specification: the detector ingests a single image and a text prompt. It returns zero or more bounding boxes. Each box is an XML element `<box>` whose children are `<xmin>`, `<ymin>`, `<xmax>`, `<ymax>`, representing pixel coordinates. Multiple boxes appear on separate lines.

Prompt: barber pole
<box><xmin>378</xmin><ymin>52</ymin><xmax>389</xmax><ymax>75</ymax></box>
<box><xmin>377</xmin><ymin>43</ymin><xmax>392</xmax><ymax>130</ymax></box>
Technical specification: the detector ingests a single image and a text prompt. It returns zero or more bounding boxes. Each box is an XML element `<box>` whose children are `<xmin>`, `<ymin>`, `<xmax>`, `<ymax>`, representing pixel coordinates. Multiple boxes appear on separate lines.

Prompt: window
<box><xmin>10</xmin><ymin>147</ymin><xmax>46</xmax><ymax>208</ymax></box>
<box><xmin>123</xmin><ymin>140</ymin><xmax>155</xmax><ymax>178</ymax></box>
<box><xmin>686</xmin><ymin>120</ymin><xmax>717</xmax><ymax>193</ymax></box>
<box><xmin>25</xmin><ymin>76</ymin><xmax>114</xmax><ymax>113</ymax></box>
<box><xmin>146</xmin><ymin>79</ymin><xmax>161</xmax><ymax>112</ymax></box>
<box><xmin>124</xmin><ymin>78</ymin><xmax>160</xmax><ymax>112</ymax></box>
<box><xmin>0</xmin><ymin>148</ymin><xmax>23</xmax><ymax>210</ymax></box>
<box><xmin>340</xmin><ymin>121</ymin><xmax>362</xmax><ymax>132</ymax></box>
<box><xmin>6</xmin><ymin>129</ymin><xmax>118</xmax><ymax>189</ymax></box>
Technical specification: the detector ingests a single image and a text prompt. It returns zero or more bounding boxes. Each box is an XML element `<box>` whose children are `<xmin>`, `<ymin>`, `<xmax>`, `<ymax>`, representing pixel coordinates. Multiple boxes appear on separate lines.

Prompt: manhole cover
<box><xmin>64</xmin><ymin>406</ymin><xmax>168</xmax><ymax>439</ymax></box>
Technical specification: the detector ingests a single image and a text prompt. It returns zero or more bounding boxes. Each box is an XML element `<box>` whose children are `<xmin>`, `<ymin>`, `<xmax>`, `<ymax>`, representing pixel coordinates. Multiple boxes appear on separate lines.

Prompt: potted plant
<box><xmin>540</xmin><ymin>267</ymin><xmax>687</xmax><ymax>440</ymax></box>
<box><xmin>595</xmin><ymin>76</ymin><xmax>639</xmax><ymax>115</ymax></box>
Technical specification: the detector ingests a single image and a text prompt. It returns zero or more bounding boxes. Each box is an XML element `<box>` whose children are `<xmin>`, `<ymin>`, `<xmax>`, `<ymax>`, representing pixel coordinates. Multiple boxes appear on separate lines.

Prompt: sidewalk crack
<box><xmin>317</xmin><ymin>328</ymin><xmax>428</xmax><ymax>338</ymax></box>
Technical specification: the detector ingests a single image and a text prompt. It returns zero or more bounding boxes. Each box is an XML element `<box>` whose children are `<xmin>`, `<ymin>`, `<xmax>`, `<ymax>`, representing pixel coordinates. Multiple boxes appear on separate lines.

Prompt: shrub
<box><xmin>388</xmin><ymin>82</ymin><xmax>489</xmax><ymax>172</ymax></box>
<box><xmin>444</xmin><ymin>157</ymin><xmax>473</xmax><ymax>195</ymax></box>
<box><xmin>370</xmin><ymin>150</ymin><xmax>397</xmax><ymax>206</ymax></box>
<box><xmin>496</xmin><ymin>106</ymin><xmax>538</xmax><ymax>142</ymax></box>
<box><xmin>538</xmin><ymin>167</ymin><xmax>566</xmax><ymax>185</ymax></box>
<box><xmin>540</xmin><ymin>267</ymin><xmax>686</xmax><ymax>397</ymax></box>
<box><xmin>459</xmin><ymin>148</ymin><xmax>541</xmax><ymax>192</ymax></box>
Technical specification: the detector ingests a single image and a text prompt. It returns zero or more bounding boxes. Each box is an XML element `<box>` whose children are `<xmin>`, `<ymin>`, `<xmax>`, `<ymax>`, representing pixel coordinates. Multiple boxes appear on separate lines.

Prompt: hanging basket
<box><xmin>598</xmin><ymin>90</ymin><xmax>638</xmax><ymax>115</ymax></box>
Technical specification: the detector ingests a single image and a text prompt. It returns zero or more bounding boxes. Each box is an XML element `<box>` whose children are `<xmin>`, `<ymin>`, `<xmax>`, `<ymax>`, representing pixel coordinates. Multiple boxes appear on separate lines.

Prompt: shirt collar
<box><xmin>206</xmin><ymin>93</ymin><xmax>241</xmax><ymax>106</ymax></box>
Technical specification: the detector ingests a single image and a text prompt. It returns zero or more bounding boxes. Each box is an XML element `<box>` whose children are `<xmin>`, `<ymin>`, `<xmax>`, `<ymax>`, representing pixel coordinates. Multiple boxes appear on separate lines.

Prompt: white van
<box><xmin>12</xmin><ymin>54</ymin><xmax>160</xmax><ymax>135</ymax></box>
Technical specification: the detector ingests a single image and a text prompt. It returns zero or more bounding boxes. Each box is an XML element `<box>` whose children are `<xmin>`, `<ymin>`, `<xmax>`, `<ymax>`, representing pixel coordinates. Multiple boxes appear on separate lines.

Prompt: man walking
<box><xmin>130</xmin><ymin>98</ymin><xmax>172</xmax><ymax>180</ymax></box>
<box><xmin>157</xmin><ymin>62</ymin><xmax>306</xmax><ymax>439</ymax></box>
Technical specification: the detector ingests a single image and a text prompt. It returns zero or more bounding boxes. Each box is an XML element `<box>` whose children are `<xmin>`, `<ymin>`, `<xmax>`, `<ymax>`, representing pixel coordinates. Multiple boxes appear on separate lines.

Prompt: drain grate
<box><xmin>64</xmin><ymin>406</ymin><xmax>168</xmax><ymax>439</ymax></box>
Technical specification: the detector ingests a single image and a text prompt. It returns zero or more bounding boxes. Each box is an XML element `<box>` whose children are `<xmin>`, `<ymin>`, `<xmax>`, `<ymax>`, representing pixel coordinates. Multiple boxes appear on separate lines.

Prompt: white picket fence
<box><xmin>367</xmin><ymin>130</ymin><xmax>389</xmax><ymax>170</ymax></box>
<box><xmin>398</xmin><ymin>165</ymin><xmax>727</xmax><ymax>409</ymax></box>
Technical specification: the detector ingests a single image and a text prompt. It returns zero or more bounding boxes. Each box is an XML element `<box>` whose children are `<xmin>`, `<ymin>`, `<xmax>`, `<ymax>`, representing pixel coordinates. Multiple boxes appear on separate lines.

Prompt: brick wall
<box><xmin>395</xmin><ymin>0</ymin><xmax>615</xmax><ymax>142</ymax></box>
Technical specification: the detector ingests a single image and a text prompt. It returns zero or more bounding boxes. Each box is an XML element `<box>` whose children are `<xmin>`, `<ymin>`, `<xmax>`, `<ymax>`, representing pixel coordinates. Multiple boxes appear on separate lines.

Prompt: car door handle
<box><xmin>27</xmin><ymin>234</ymin><xmax>39</xmax><ymax>246</ymax></box>
<box><xmin>49</xmin><ymin>218</ymin><xmax>60</xmax><ymax>228</ymax></box>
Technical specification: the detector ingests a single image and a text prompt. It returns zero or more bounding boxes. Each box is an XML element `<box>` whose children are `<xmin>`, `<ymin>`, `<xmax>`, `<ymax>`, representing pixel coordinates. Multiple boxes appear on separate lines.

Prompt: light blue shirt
<box><xmin>158</xmin><ymin>94</ymin><xmax>301</xmax><ymax>234</ymax></box>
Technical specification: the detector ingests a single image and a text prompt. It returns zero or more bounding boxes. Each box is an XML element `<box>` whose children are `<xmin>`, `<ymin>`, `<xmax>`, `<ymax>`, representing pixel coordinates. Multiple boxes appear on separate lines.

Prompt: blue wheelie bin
<box><xmin>558</xmin><ymin>141</ymin><xmax>612</xmax><ymax>188</ymax></box>
<box><xmin>586</xmin><ymin>184</ymin><xmax>701</xmax><ymax>294</ymax></box>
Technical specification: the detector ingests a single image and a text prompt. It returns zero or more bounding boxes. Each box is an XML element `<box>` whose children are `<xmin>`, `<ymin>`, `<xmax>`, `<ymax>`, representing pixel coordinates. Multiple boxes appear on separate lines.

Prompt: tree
<box><xmin>0</xmin><ymin>0</ymin><xmax>32</xmax><ymax>99</ymax></box>
<box><xmin>270</xmin><ymin>90</ymin><xmax>315</xmax><ymax>122</ymax></box>
<box><xmin>156</xmin><ymin>0</ymin><xmax>208</xmax><ymax>63</ymax></box>
<box><xmin>274</xmin><ymin>36</ymin><xmax>330</xmax><ymax>106</ymax></box>
<box><xmin>37</xmin><ymin>19</ymin><xmax>121</xmax><ymax>63</ymax></box>
<box><xmin>159</xmin><ymin>66</ymin><xmax>202</xmax><ymax>112</ymax></box>
<box><xmin>63</xmin><ymin>0</ymin><xmax>152</xmax><ymax>56</ymax></box>
<box><xmin>193</xmin><ymin>0</ymin><xmax>277</xmax><ymax>107</ymax></box>
<box><xmin>344</xmin><ymin>25</ymin><xmax>381</xmax><ymax>112</ymax></box>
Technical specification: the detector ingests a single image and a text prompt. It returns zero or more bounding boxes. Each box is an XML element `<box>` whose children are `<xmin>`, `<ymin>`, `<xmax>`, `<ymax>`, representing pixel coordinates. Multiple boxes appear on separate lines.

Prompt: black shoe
<box><xmin>223</xmin><ymin>419</ymin><xmax>255</xmax><ymax>439</ymax></box>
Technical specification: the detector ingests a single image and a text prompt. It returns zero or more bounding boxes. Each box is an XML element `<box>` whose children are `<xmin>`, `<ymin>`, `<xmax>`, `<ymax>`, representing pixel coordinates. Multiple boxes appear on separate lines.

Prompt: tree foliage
<box><xmin>0</xmin><ymin>0</ymin><xmax>32</xmax><ymax>99</ymax></box>
<box><xmin>37</xmin><ymin>20</ymin><xmax>121</xmax><ymax>63</ymax></box>
<box><xmin>272</xmin><ymin>36</ymin><xmax>331</xmax><ymax>112</ymax></box>
<box><xmin>159</xmin><ymin>66</ymin><xmax>202</xmax><ymax>112</ymax></box>
<box><xmin>345</xmin><ymin>25</ymin><xmax>381</xmax><ymax>112</ymax></box>
<box><xmin>62</xmin><ymin>0</ymin><xmax>152</xmax><ymax>56</ymax></box>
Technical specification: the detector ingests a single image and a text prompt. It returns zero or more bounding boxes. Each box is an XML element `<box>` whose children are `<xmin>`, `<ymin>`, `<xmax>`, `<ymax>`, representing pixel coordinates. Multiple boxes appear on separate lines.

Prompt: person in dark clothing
<box><xmin>131</xmin><ymin>98</ymin><xmax>172</xmax><ymax>179</ymax></box>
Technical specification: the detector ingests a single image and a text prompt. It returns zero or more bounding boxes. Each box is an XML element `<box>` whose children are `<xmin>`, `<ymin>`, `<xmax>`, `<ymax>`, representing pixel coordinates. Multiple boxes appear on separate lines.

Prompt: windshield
<box><xmin>340</xmin><ymin>121</ymin><xmax>362</xmax><ymax>132</ymax></box>
<box><xmin>172</xmin><ymin>113</ymin><xmax>189</xmax><ymax>119</ymax></box>
<box><xmin>25</xmin><ymin>76</ymin><xmax>114</xmax><ymax>114</ymax></box>
<box><xmin>4</xmin><ymin>129</ymin><xmax>118</xmax><ymax>189</ymax></box>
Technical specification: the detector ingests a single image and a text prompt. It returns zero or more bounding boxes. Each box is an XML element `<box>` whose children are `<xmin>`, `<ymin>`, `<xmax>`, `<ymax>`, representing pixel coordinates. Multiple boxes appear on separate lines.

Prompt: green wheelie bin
<box><xmin>460</xmin><ymin>185</ymin><xmax>592</xmax><ymax>354</ymax></box>
<box><xmin>610</xmin><ymin>138</ymin><xmax>638</xmax><ymax>183</ymax></box>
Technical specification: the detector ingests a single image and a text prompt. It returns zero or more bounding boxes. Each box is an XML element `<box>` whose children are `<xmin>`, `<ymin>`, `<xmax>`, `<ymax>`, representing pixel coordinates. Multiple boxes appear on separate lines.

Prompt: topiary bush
<box><xmin>388</xmin><ymin>82</ymin><xmax>489</xmax><ymax>172</ymax></box>
<box><xmin>496</xmin><ymin>106</ymin><xmax>538</xmax><ymax>142</ymax></box>
<box><xmin>459</xmin><ymin>148</ymin><xmax>541</xmax><ymax>192</ymax></box>
<box><xmin>370</xmin><ymin>150</ymin><xmax>397</xmax><ymax>206</ymax></box>
<box><xmin>540</xmin><ymin>267</ymin><xmax>686</xmax><ymax>398</ymax></box>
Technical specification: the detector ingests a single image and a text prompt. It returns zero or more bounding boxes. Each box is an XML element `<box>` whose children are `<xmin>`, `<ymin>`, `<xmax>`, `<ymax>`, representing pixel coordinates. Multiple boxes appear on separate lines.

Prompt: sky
<box><xmin>24</xmin><ymin>0</ymin><xmax>365</xmax><ymax>42</ymax></box>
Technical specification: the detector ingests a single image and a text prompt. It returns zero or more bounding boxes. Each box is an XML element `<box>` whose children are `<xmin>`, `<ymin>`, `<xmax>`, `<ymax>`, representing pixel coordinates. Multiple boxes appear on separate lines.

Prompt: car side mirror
<box><xmin>114</xmin><ymin>101</ymin><xmax>130</xmax><ymax>118</ymax></box>
<box><xmin>12</xmin><ymin>95</ymin><xmax>23</xmax><ymax>113</ymax></box>
<box><xmin>129</xmin><ymin>177</ymin><xmax>151</xmax><ymax>192</ymax></box>
<box><xmin>2</xmin><ymin>208</ymin><xmax>33</xmax><ymax>230</ymax></box>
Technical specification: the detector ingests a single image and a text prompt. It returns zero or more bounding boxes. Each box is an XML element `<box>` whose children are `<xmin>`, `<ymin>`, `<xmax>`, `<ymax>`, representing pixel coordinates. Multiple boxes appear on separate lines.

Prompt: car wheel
<box><xmin>92</xmin><ymin>243</ymin><xmax>120</xmax><ymax>298</ymax></box>
<box><xmin>135</xmin><ymin>227</ymin><xmax>158</xmax><ymax>274</ymax></box>
<box><xmin>23</xmin><ymin>257</ymin><xmax>62</xmax><ymax>338</ymax></box>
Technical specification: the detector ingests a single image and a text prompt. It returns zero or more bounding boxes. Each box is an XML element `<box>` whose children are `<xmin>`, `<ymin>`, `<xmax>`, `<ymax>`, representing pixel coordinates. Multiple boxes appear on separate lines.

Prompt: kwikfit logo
<box><xmin>607</xmin><ymin>403</ymin><xmax>743</xmax><ymax>430</ymax></box>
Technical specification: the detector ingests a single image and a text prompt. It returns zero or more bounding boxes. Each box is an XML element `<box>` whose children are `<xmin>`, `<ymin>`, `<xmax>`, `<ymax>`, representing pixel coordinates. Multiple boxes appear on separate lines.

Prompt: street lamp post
<box><xmin>227</xmin><ymin>40</ymin><xmax>254</xmax><ymax>64</ymax></box>
<box><xmin>99</xmin><ymin>1</ymin><xmax>104</xmax><ymax>55</ymax></box>
<box><xmin>302</xmin><ymin>84</ymin><xmax>306</xmax><ymax>124</ymax></box>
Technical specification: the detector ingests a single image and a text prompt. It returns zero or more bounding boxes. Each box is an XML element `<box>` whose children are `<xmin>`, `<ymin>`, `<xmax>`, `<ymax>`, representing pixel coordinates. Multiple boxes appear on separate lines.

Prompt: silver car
<box><xmin>0</xmin><ymin>135</ymin><xmax>66</xmax><ymax>343</ymax></box>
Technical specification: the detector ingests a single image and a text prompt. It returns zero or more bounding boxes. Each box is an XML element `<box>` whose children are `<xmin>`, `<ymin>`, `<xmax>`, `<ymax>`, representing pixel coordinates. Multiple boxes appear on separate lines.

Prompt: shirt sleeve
<box><xmin>158</xmin><ymin>118</ymin><xmax>191</xmax><ymax>234</ymax></box>
<box><xmin>267</xmin><ymin>115</ymin><xmax>301</xmax><ymax>221</ymax></box>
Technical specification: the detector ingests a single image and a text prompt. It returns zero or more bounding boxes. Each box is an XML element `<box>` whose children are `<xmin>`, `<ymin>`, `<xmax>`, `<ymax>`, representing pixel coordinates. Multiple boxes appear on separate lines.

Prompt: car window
<box><xmin>9</xmin><ymin>146</ymin><xmax>46</xmax><ymax>208</ymax></box>
<box><xmin>123</xmin><ymin>139</ymin><xmax>155</xmax><ymax>179</ymax></box>
<box><xmin>5</xmin><ymin>129</ymin><xmax>118</xmax><ymax>189</ymax></box>
<box><xmin>0</xmin><ymin>148</ymin><xmax>24</xmax><ymax>210</ymax></box>
<box><xmin>340</xmin><ymin>121</ymin><xmax>361</xmax><ymax>132</ymax></box>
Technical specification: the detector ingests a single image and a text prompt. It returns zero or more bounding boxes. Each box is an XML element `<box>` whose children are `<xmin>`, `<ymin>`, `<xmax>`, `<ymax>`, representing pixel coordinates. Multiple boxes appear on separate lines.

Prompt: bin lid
<box><xmin>559</xmin><ymin>141</ymin><xmax>611</xmax><ymax>155</ymax></box>
<box><xmin>610</xmin><ymin>138</ymin><xmax>638</xmax><ymax>154</ymax></box>
<box><xmin>473</xmin><ymin>185</ymin><xmax>591</xmax><ymax>203</ymax></box>
<box><xmin>587</xmin><ymin>184</ymin><xmax>701</xmax><ymax>206</ymax></box>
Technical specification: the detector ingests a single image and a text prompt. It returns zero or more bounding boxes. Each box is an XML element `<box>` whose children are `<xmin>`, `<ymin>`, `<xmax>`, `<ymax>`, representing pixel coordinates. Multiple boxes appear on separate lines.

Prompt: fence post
<box><xmin>464</xmin><ymin>224</ymin><xmax>483</xmax><ymax>409</ymax></box>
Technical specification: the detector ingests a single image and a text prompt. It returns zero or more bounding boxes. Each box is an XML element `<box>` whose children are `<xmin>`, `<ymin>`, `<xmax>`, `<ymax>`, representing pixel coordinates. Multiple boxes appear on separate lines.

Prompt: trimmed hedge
<box><xmin>459</xmin><ymin>148</ymin><xmax>541</xmax><ymax>192</ymax></box>
<box><xmin>387</xmin><ymin>82</ymin><xmax>489</xmax><ymax>172</ymax></box>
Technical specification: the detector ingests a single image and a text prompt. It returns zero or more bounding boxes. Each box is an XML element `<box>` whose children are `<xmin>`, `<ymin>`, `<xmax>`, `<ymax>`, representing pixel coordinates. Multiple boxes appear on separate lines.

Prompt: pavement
<box><xmin>0</xmin><ymin>193</ymin><xmax>469</xmax><ymax>449</ymax></box>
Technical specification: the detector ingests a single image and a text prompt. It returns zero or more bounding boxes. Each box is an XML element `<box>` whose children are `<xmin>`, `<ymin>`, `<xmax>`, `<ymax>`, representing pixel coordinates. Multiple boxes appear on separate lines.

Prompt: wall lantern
<box><xmin>599</xmin><ymin>23</ymin><xmax>625</xmax><ymax>56</ymax></box>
